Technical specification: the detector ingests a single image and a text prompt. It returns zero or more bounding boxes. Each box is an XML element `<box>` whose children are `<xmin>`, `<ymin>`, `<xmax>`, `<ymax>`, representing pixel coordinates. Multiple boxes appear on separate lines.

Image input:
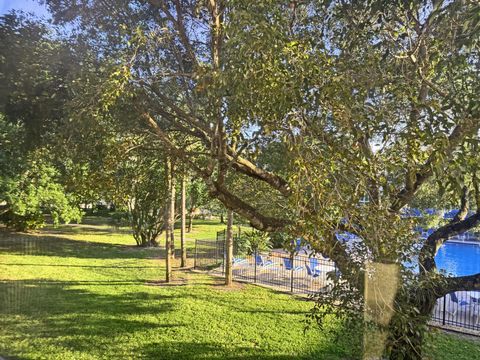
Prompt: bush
<box><xmin>0</xmin><ymin>211</ymin><xmax>44</xmax><ymax>231</ymax></box>
<box><xmin>269</xmin><ymin>231</ymin><xmax>291</xmax><ymax>249</ymax></box>
<box><xmin>109</xmin><ymin>211</ymin><xmax>129</xmax><ymax>228</ymax></box>
<box><xmin>235</xmin><ymin>230</ymin><xmax>271</xmax><ymax>255</ymax></box>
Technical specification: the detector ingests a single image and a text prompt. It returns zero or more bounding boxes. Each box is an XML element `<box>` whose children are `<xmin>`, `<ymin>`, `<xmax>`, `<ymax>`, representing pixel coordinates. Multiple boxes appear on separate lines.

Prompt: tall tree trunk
<box><xmin>225</xmin><ymin>209</ymin><xmax>234</xmax><ymax>286</ymax></box>
<box><xmin>187</xmin><ymin>210</ymin><xmax>193</xmax><ymax>233</ymax></box>
<box><xmin>181</xmin><ymin>174</ymin><xmax>187</xmax><ymax>267</ymax></box>
<box><xmin>220</xmin><ymin>212</ymin><xmax>224</xmax><ymax>224</ymax></box>
<box><xmin>170</xmin><ymin>163</ymin><xmax>176</xmax><ymax>259</ymax></box>
<box><xmin>165</xmin><ymin>158</ymin><xmax>173</xmax><ymax>283</ymax></box>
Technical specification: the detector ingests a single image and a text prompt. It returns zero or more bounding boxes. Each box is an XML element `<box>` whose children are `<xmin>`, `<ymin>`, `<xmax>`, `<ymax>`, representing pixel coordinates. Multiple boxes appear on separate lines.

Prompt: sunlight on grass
<box><xmin>0</xmin><ymin>219</ymin><xmax>478</xmax><ymax>359</ymax></box>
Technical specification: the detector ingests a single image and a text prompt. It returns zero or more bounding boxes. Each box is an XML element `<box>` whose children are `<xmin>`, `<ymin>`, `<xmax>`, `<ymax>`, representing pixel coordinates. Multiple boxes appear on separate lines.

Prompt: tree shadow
<box><xmin>0</xmin><ymin>279</ymin><xmax>184</xmax><ymax>357</ymax></box>
<box><xmin>138</xmin><ymin>340</ymin><xmax>345</xmax><ymax>360</ymax></box>
<box><xmin>0</xmin><ymin>263</ymin><xmax>160</xmax><ymax>269</ymax></box>
<box><xmin>0</xmin><ymin>230</ymin><xmax>163</xmax><ymax>260</ymax></box>
<box><xmin>45</xmin><ymin>224</ymin><xmax>133</xmax><ymax>236</ymax></box>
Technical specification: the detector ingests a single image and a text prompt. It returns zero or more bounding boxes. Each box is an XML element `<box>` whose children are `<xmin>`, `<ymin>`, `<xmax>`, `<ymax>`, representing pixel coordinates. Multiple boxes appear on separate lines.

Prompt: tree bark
<box><xmin>170</xmin><ymin>162</ymin><xmax>176</xmax><ymax>259</ymax></box>
<box><xmin>165</xmin><ymin>158</ymin><xmax>173</xmax><ymax>283</ymax></box>
<box><xmin>188</xmin><ymin>209</ymin><xmax>193</xmax><ymax>232</ymax></box>
<box><xmin>225</xmin><ymin>209</ymin><xmax>233</xmax><ymax>286</ymax></box>
<box><xmin>181</xmin><ymin>174</ymin><xmax>187</xmax><ymax>267</ymax></box>
<box><xmin>387</xmin><ymin>289</ymin><xmax>437</xmax><ymax>360</ymax></box>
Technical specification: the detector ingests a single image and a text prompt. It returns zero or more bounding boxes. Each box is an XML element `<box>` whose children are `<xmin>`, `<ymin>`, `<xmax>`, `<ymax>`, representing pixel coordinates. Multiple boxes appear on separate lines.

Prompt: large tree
<box><xmin>0</xmin><ymin>13</ymin><xmax>85</xmax><ymax>230</ymax></box>
<box><xmin>42</xmin><ymin>0</ymin><xmax>480</xmax><ymax>358</ymax></box>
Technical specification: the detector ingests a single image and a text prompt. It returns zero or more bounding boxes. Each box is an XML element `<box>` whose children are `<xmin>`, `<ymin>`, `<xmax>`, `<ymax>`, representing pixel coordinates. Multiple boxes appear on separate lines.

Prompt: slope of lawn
<box><xmin>0</xmin><ymin>218</ymin><xmax>479</xmax><ymax>360</ymax></box>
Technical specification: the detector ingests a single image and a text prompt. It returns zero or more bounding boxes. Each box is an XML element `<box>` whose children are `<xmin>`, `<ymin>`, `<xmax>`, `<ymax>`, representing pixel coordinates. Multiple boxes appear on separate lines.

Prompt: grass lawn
<box><xmin>0</xmin><ymin>219</ymin><xmax>479</xmax><ymax>359</ymax></box>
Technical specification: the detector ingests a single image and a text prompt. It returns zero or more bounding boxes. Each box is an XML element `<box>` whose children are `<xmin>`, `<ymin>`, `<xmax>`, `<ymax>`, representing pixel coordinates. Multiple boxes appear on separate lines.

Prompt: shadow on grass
<box><xmin>138</xmin><ymin>341</ymin><xmax>323</xmax><ymax>359</ymax></box>
<box><xmin>0</xmin><ymin>279</ymin><xmax>184</xmax><ymax>356</ymax></box>
<box><xmin>0</xmin><ymin>230</ymin><xmax>163</xmax><ymax>260</ymax></box>
<box><xmin>0</xmin><ymin>263</ymin><xmax>160</xmax><ymax>269</ymax></box>
<box><xmin>45</xmin><ymin>224</ymin><xmax>133</xmax><ymax>236</ymax></box>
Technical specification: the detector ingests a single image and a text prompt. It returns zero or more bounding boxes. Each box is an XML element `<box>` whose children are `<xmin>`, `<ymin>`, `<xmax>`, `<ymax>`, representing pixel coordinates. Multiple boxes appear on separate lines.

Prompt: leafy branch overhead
<box><xmin>1</xmin><ymin>1</ymin><xmax>480</xmax><ymax>359</ymax></box>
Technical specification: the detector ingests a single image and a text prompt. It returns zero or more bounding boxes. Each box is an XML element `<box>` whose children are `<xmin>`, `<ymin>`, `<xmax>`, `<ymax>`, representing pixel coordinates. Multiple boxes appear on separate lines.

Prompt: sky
<box><xmin>0</xmin><ymin>0</ymin><xmax>50</xmax><ymax>17</ymax></box>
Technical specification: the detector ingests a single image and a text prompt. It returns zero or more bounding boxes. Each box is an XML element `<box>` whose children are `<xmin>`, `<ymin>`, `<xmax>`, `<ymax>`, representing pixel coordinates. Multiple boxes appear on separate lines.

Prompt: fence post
<box><xmin>194</xmin><ymin>239</ymin><xmax>197</xmax><ymax>269</ymax></box>
<box><xmin>254</xmin><ymin>249</ymin><xmax>257</xmax><ymax>283</ymax></box>
<box><xmin>442</xmin><ymin>295</ymin><xmax>446</xmax><ymax>325</ymax></box>
<box><xmin>290</xmin><ymin>254</ymin><xmax>294</xmax><ymax>293</ymax></box>
<box><xmin>222</xmin><ymin>235</ymin><xmax>225</xmax><ymax>275</ymax></box>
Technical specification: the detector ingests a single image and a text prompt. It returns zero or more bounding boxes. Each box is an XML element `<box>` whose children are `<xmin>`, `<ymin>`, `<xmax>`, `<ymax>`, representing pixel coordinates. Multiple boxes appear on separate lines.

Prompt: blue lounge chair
<box><xmin>283</xmin><ymin>257</ymin><xmax>302</xmax><ymax>271</ymax></box>
<box><xmin>295</xmin><ymin>238</ymin><xmax>302</xmax><ymax>252</ymax></box>
<box><xmin>448</xmin><ymin>292</ymin><xmax>470</xmax><ymax>316</ymax></box>
<box><xmin>305</xmin><ymin>264</ymin><xmax>321</xmax><ymax>278</ymax></box>
<box><xmin>471</xmin><ymin>295</ymin><xmax>480</xmax><ymax>325</ymax></box>
<box><xmin>255</xmin><ymin>254</ymin><xmax>274</xmax><ymax>267</ymax></box>
<box><xmin>444</xmin><ymin>209</ymin><xmax>459</xmax><ymax>220</ymax></box>
<box><xmin>309</xmin><ymin>258</ymin><xmax>323</xmax><ymax>272</ymax></box>
<box><xmin>233</xmin><ymin>257</ymin><xmax>247</xmax><ymax>265</ymax></box>
<box><xmin>420</xmin><ymin>228</ymin><xmax>435</xmax><ymax>239</ymax></box>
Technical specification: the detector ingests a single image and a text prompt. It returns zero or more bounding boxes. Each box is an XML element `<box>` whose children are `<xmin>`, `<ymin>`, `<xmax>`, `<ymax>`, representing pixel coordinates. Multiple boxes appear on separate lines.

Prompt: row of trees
<box><xmin>1</xmin><ymin>1</ymin><xmax>479</xmax><ymax>358</ymax></box>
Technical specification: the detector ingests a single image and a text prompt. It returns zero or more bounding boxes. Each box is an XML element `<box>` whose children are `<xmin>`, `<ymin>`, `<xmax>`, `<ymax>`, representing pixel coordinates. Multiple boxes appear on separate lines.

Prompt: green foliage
<box><xmin>269</xmin><ymin>231</ymin><xmax>291</xmax><ymax>249</ymax></box>
<box><xmin>116</xmin><ymin>154</ymin><xmax>167</xmax><ymax>247</ymax></box>
<box><xmin>0</xmin><ymin>12</ymin><xmax>77</xmax><ymax>146</ymax></box>
<box><xmin>4</xmin><ymin>1</ymin><xmax>480</xmax><ymax>359</ymax></box>
<box><xmin>187</xmin><ymin>178</ymin><xmax>210</xmax><ymax>215</ymax></box>
<box><xmin>0</xmin><ymin>116</ymin><xmax>82</xmax><ymax>231</ymax></box>
<box><xmin>236</xmin><ymin>230</ymin><xmax>271</xmax><ymax>255</ymax></box>
<box><xmin>1</xmin><ymin>157</ymin><xmax>83</xmax><ymax>231</ymax></box>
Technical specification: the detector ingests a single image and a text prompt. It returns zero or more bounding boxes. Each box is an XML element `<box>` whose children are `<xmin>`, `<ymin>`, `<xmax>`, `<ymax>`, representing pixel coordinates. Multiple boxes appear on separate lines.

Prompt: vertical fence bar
<box><xmin>290</xmin><ymin>254</ymin><xmax>294</xmax><ymax>293</ymax></box>
<box><xmin>442</xmin><ymin>295</ymin><xmax>446</xmax><ymax>325</ymax></box>
<box><xmin>222</xmin><ymin>234</ymin><xmax>225</xmax><ymax>275</ymax></box>
<box><xmin>194</xmin><ymin>239</ymin><xmax>197</xmax><ymax>269</ymax></box>
<box><xmin>254</xmin><ymin>249</ymin><xmax>257</xmax><ymax>283</ymax></box>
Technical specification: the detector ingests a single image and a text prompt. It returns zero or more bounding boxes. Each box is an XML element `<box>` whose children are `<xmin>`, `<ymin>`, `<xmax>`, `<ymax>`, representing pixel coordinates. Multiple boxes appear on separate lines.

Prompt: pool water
<box><xmin>435</xmin><ymin>242</ymin><xmax>480</xmax><ymax>277</ymax></box>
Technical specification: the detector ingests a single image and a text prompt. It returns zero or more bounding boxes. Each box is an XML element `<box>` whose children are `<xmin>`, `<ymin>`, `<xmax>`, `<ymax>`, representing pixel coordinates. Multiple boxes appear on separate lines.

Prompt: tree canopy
<box><xmin>1</xmin><ymin>1</ymin><xmax>480</xmax><ymax>358</ymax></box>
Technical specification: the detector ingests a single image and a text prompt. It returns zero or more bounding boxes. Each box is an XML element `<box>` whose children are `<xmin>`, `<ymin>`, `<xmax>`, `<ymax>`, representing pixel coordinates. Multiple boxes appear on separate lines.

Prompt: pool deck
<box><xmin>431</xmin><ymin>291</ymin><xmax>480</xmax><ymax>335</ymax></box>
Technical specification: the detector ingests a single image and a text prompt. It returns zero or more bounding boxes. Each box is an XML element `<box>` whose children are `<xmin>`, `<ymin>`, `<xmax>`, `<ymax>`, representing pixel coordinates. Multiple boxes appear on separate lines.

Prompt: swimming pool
<box><xmin>435</xmin><ymin>242</ymin><xmax>480</xmax><ymax>277</ymax></box>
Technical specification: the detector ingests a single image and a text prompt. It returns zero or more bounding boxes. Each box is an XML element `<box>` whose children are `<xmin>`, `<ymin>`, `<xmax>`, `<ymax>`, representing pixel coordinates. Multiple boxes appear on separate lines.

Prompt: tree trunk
<box><xmin>170</xmin><ymin>163</ymin><xmax>176</xmax><ymax>259</ymax></box>
<box><xmin>188</xmin><ymin>209</ymin><xmax>193</xmax><ymax>232</ymax></box>
<box><xmin>165</xmin><ymin>158</ymin><xmax>173</xmax><ymax>283</ymax></box>
<box><xmin>220</xmin><ymin>212</ymin><xmax>224</xmax><ymax>224</ymax></box>
<box><xmin>181</xmin><ymin>174</ymin><xmax>187</xmax><ymax>267</ymax></box>
<box><xmin>387</xmin><ymin>286</ymin><xmax>437</xmax><ymax>360</ymax></box>
<box><xmin>225</xmin><ymin>209</ymin><xmax>234</xmax><ymax>286</ymax></box>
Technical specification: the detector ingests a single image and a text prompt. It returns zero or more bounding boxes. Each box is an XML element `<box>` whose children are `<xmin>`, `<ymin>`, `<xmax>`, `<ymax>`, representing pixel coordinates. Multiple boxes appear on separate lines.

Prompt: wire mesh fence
<box><xmin>193</xmin><ymin>230</ymin><xmax>479</xmax><ymax>336</ymax></box>
<box><xmin>194</xmin><ymin>238</ymin><xmax>225</xmax><ymax>272</ymax></box>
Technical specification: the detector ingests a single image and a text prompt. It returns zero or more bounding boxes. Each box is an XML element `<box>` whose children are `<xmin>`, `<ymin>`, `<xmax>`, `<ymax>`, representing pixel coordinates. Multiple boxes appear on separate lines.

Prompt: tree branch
<box><xmin>391</xmin><ymin>117</ymin><xmax>479</xmax><ymax>212</ymax></box>
<box><xmin>439</xmin><ymin>272</ymin><xmax>480</xmax><ymax>296</ymax></box>
<box><xmin>420</xmin><ymin>211</ymin><xmax>480</xmax><ymax>272</ymax></box>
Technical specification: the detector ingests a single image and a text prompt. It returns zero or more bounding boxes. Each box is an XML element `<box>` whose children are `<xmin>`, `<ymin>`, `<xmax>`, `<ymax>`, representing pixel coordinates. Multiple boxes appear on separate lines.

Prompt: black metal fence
<box><xmin>194</xmin><ymin>238</ymin><xmax>225</xmax><ymax>271</ymax></box>
<box><xmin>193</xmin><ymin>230</ymin><xmax>480</xmax><ymax>336</ymax></box>
<box><xmin>431</xmin><ymin>292</ymin><xmax>480</xmax><ymax>332</ymax></box>
<box><xmin>228</xmin><ymin>250</ymin><xmax>337</xmax><ymax>294</ymax></box>
<box><xmin>194</xmin><ymin>231</ymin><xmax>338</xmax><ymax>295</ymax></box>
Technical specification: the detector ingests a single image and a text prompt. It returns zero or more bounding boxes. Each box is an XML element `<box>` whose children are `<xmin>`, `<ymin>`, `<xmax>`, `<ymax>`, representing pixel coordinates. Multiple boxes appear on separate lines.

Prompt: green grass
<box><xmin>0</xmin><ymin>219</ymin><xmax>479</xmax><ymax>359</ymax></box>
